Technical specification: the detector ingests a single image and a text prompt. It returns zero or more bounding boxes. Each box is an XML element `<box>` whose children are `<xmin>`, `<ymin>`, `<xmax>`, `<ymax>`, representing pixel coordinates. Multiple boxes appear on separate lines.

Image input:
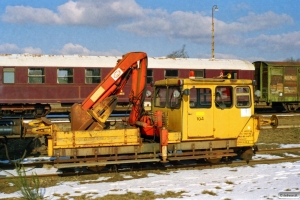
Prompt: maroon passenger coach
<box><xmin>0</xmin><ymin>54</ymin><xmax>254</xmax><ymax>118</ymax></box>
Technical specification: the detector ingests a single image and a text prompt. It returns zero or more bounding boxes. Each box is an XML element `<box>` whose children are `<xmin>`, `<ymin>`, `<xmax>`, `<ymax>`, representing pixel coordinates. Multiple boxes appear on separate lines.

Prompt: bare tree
<box><xmin>284</xmin><ymin>57</ymin><xmax>300</xmax><ymax>62</ymax></box>
<box><xmin>166</xmin><ymin>45</ymin><xmax>189</xmax><ymax>58</ymax></box>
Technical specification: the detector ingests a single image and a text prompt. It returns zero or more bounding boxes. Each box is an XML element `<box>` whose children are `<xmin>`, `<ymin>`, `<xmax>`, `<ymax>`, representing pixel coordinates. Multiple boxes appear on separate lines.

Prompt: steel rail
<box><xmin>1</xmin><ymin>156</ymin><xmax>300</xmax><ymax>180</ymax></box>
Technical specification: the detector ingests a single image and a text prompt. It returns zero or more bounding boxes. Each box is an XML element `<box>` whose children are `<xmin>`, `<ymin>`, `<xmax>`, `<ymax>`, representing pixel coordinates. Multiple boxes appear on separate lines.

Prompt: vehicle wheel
<box><xmin>86</xmin><ymin>160</ymin><xmax>107</xmax><ymax>172</ymax></box>
<box><xmin>240</xmin><ymin>148</ymin><xmax>253</xmax><ymax>163</ymax></box>
<box><xmin>205</xmin><ymin>158</ymin><xmax>221</xmax><ymax>164</ymax></box>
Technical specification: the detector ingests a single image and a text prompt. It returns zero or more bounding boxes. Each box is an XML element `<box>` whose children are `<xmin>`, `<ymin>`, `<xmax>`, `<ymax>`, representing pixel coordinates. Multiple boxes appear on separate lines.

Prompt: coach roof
<box><xmin>0</xmin><ymin>54</ymin><xmax>254</xmax><ymax>70</ymax></box>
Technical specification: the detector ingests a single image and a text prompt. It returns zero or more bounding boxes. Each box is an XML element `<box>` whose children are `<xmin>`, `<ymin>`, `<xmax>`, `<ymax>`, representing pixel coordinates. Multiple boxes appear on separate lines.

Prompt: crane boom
<box><xmin>70</xmin><ymin>52</ymin><xmax>148</xmax><ymax>131</ymax></box>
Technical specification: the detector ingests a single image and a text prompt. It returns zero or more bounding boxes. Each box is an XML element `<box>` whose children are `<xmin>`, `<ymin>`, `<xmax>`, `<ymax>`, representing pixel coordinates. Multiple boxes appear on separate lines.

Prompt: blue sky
<box><xmin>0</xmin><ymin>0</ymin><xmax>299</xmax><ymax>61</ymax></box>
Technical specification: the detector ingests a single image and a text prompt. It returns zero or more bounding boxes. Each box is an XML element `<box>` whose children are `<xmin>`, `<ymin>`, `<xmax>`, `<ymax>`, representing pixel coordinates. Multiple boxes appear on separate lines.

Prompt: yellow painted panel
<box><xmin>55</xmin><ymin>132</ymin><xmax>74</xmax><ymax>146</ymax></box>
<box><xmin>48</xmin><ymin>139</ymin><xmax>53</xmax><ymax>157</ymax></box>
<box><xmin>213</xmin><ymin>107</ymin><xmax>253</xmax><ymax>139</ymax></box>
<box><xmin>53</xmin><ymin>128</ymin><xmax>140</xmax><ymax>148</ymax></box>
<box><xmin>168</xmin><ymin>131</ymin><xmax>181</xmax><ymax>143</ymax></box>
<box><xmin>236</xmin><ymin>117</ymin><xmax>258</xmax><ymax>147</ymax></box>
<box><xmin>236</xmin><ymin>138</ymin><xmax>254</xmax><ymax>146</ymax></box>
<box><xmin>196</xmin><ymin>112</ymin><xmax>205</xmax><ymax>116</ymax></box>
<box><xmin>166</xmin><ymin>108</ymin><xmax>183</xmax><ymax>132</ymax></box>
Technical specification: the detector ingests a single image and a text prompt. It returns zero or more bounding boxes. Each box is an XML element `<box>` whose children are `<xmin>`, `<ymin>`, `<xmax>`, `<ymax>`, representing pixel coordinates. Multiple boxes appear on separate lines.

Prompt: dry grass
<box><xmin>202</xmin><ymin>190</ymin><xmax>217</xmax><ymax>196</ymax></box>
<box><xmin>257</xmin><ymin>128</ymin><xmax>300</xmax><ymax>146</ymax></box>
<box><xmin>0</xmin><ymin>170</ymin><xmax>183</xmax><ymax>199</ymax></box>
<box><xmin>49</xmin><ymin>190</ymin><xmax>186</xmax><ymax>200</ymax></box>
<box><xmin>0</xmin><ymin>175</ymin><xmax>63</xmax><ymax>194</ymax></box>
<box><xmin>79</xmin><ymin>171</ymin><xmax>152</xmax><ymax>184</ymax></box>
<box><xmin>225</xmin><ymin>180</ymin><xmax>234</xmax><ymax>185</ymax></box>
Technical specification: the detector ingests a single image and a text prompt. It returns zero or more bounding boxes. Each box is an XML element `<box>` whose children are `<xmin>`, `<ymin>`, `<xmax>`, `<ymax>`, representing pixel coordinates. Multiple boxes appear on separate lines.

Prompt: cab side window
<box><xmin>236</xmin><ymin>87</ymin><xmax>251</xmax><ymax>107</ymax></box>
<box><xmin>168</xmin><ymin>86</ymin><xmax>181</xmax><ymax>108</ymax></box>
<box><xmin>215</xmin><ymin>86</ymin><xmax>232</xmax><ymax>109</ymax></box>
<box><xmin>189</xmin><ymin>88</ymin><xmax>211</xmax><ymax>108</ymax></box>
<box><xmin>154</xmin><ymin>87</ymin><xmax>167</xmax><ymax>107</ymax></box>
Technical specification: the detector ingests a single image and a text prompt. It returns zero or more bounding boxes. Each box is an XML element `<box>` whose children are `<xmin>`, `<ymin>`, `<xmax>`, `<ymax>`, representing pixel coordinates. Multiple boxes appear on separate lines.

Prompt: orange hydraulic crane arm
<box><xmin>81</xmin><ymin>52</ymin><xmax>148</xmax><ymax>111</ymax></box>
<box><xmin>71</xmin><ymin>52</ymin><xmax>148</xmax><ymax>131</ymax></box>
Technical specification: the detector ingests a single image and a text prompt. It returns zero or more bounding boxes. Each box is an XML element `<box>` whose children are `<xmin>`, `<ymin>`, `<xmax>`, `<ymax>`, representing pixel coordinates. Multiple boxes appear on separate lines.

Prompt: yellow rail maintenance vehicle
<box><xmin>151</xmin><ymin>75</ymin><xmax>278</xmax><ymax>163</ymax></box>
<box><xmin>27</xmin><ymin>52</ymin><xmax>277</xmax><ymax>169</ymax></box>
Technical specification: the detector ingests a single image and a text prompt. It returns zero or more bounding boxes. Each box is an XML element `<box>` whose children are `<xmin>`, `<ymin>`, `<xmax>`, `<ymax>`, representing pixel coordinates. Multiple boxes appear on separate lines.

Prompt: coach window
<box><xmin>189</xmin><ymin>88</ymin><xmax>211</xmax><ymax>108</ymax></box>
<box><xmin>215</xmin><ymin>86</ymin><xmax>232</xmax><ymax>109</ymax></box>
<box><xmin>165</xmin><ymin>70</ymin><xmax>178</xmax><ymax>79</ymax></box>
<box><xmin>57</xmin><ymin>68</ymin><xmax>73</xmax><ymax>84</ymax></box>
<box><xmin>85</xmin><ymin>68</ymin><xmax>101</xmax><ymax>84</ymax></box>
<box><xmin>236</xmin><ymin>86</ymin><xmax>251</xmax><ymax>107</ymax></box>
<box><xmin>154</xmin><ymin>87</ymin><xmax>167</xmax><ymax>107</ymax></box>
<box><xmin>3</xmin><ymin>68</ymin><xmax>15</xmax><ymax>83</ymax></box>
<box><xmin>28</xmin><ymin>68</ymin><xmax>45</xmax><ymax>84</ymax></box>
<box><xmin>194</xmin><ymin>70</ymin><xmax>204</xmax><ymax>78</ymax></box>
<box><xmin>147</xmin><ymin>69</ymin><xmax>153</xmax><ymax>84</ymax></box>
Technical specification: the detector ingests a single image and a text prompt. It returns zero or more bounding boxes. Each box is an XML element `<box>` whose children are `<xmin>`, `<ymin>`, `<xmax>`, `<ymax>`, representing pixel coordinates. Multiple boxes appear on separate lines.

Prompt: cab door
<box><xmin>213</xmin><ymin>86</ymin><xmax>235</xmax><ymax>138</ymax></box>
<box><xmin>187</xmin><ymin>87</ymin><xmax>214</xmax><ymax>138</ymax></box>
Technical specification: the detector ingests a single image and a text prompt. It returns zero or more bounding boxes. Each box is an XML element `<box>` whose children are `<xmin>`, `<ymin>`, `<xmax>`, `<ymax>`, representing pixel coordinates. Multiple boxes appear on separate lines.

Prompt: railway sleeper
<box><xmin>55</xmin><ymin>158</ymin><xmax>161</xmax><ymax>169</ymax></box>
<box><xmin>54</xmin><ymin>153</ymin><xmax>159</xmax><ymax>164</ymax></box>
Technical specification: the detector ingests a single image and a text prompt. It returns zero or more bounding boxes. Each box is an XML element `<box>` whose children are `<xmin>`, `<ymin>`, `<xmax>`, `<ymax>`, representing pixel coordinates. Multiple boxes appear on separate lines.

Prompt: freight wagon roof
<box><xmin>0</xmin><ymin>54</ymin><xmax>254</xmax><ymax>70</ymax></box>
<box><xmin>253</xmin><ymin>61</ymin><xmax>300</xmax><ymax>67</ymax></box>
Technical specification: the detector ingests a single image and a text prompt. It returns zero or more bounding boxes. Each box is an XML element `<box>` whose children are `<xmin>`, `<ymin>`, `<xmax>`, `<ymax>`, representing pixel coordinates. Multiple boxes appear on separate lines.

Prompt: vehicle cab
<box><xmin>152</xmin><ymin>77</ymin><xmax>259</xmax><ymax>147</ymax></box>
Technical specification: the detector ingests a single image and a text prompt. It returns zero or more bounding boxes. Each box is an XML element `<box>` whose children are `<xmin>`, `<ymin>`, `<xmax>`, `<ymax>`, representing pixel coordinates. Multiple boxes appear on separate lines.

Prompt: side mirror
<box><xmin>182</xmin><ymin>89</ymin><xmax>190</xmax><ymax>96</ymax></box>
<box><xmin>146</xmin><ymin>90</ymin><xmax>152</xmax><ymax>97</ymax></box>
<box><xmin>173</xmin><ymin>90</ymin><xmax>180</xmax><ymax>98</ymax></box>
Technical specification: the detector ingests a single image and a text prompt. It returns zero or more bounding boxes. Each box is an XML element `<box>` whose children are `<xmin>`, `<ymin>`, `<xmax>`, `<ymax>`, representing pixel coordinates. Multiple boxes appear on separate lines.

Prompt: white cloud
<box><xmin>118</xmin><ymin>10</ymin><xmax>212</xmax><ymax>39</ymax></box>
<box><xmin>118</xmin><ymin>9</ymin><xmax>294</xmax><ymax>47</ymax></box>
<box><xmin>245</xmin><ymin>31</ymin><xmax>300</xmax><ymax>51</ymax></box>
<box><xmin>0</xmin><ymin>43</ymin><xmax>42</xmax><ymax>54</ymax></box>
<box><xmin>1</xmin><ymin>0</ymin><xmax>144</xmax><ymax>27</ymax></box>
<box><xmin>2</xmin><ymin>1</ymin><xmax>292</xmax><ymax>36</ymax></box>
<box><xmin>231</xmin><ymin>3</ymin><xmax>251</xmax><ymax>11</ymax></box>
<box><xmin>0</xmin><ymin>43</ymin><xmax>122</xmax><ymax>56</ymax></box>
<box><xmin>57</xmin><ymin>43</ymin><xmax>122</xmax><ymax>56</ymax></box>
<box><xmin>0</xmin><ymin>0</ymin><xmax>297</xmax><ymax>55</ymax></box>
<box><xmin>2</xmin><ymin>6</ymin><xmax>60</xmax><ymax>24</ymax></box>
<box><xmin>237</xmin><ymin>11</ymin><xmax>293</xmax><ymax>31</ymax></box>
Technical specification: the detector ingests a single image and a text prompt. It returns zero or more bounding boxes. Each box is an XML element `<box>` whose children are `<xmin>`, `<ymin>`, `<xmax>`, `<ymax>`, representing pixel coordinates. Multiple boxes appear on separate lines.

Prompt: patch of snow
<box><xmin>1</xmin><ymin>161</ymin><xmax>300</xmax><ymax>199</ymax></box>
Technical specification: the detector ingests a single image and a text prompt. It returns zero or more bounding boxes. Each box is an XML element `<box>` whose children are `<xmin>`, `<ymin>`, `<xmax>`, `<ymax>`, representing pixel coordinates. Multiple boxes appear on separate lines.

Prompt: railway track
<box><xmin>258</xmin><ymin>113</ymin><xmax>300</xmax><ymax>129</ymax></box>
<box><xmin>1</xmin><ymin>147</ymin><xmax>299</xmax><ymax>179</ymax></box>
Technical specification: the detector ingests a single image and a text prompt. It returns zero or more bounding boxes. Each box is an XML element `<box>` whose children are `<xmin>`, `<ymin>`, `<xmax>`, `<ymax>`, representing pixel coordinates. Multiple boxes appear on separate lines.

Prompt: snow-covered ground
<box><xmin>1</xmin><ymin>146</ymin><xmax>300</xmax><ymax>200</ymax></box>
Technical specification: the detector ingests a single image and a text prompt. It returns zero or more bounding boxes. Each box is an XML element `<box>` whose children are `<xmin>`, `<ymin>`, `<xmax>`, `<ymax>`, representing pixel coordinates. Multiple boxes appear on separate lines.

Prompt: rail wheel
<box><xmin>282</xmin><ymin>103</ymin><xmax>300</xmax><ymax>112</ymax></box>
<box><xmin>205</xmin><ymin>158</ymin><xmax>221</xmax><ymax>164</ymax></box>
<box><xmin>240</xmin><ymin>148</ymin><xmax>253</xmax><ymax>163</ymax></box>
<box><xmin>86</xmin><ymin>160</ymin><xmax>107</xmax><ymax>172</ymax></box>
<box><xmin>33</xmin><ymin>104</ymin><xmax>51</xmax><ymax>118</ymax></box>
